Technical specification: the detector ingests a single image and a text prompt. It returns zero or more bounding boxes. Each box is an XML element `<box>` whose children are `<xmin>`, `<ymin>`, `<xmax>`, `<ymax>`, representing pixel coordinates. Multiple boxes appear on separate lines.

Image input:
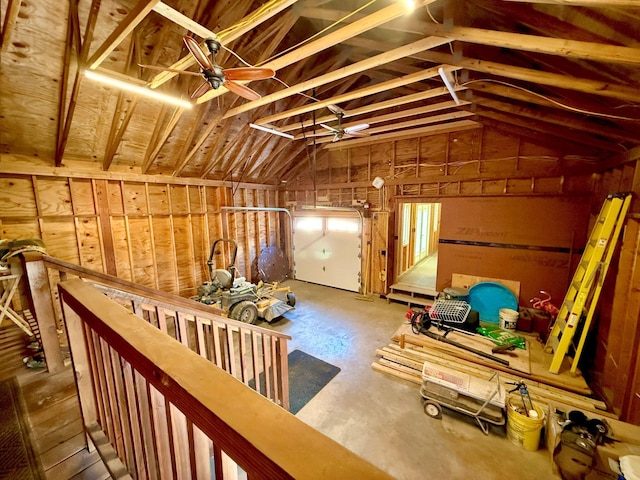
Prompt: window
<box><xmin>295</xmin><ymin>217</ymin><xmax>323</xmax><ymax>231</ymax></box>
<box><xmin>327</xmin><ymin>217</ymin><xmax>359</xmax><ymax>233</ymax></box>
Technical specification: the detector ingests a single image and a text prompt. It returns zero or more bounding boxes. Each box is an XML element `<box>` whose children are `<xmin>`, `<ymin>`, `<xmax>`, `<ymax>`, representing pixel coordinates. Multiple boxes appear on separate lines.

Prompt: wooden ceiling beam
<box><xmin>174</xmin><ymin>110</ymin><xmax>225</xmax><ymax>176</ymax></box>
<box><xmin>414</xmin><ymin>51</ymin><xmax>640</xmax><ymax>102</ymax></box>
<box><xmin>501</xmin><ymin>0</ymin><xmax>640</xmax><ymax>6</ymax></box>
<box><xmin>323</xmin><ymin>119</ymin><xmax>481</xmax><ymax>150</ymax></box>
<box><xmin>1</xmin><ymin>0</ymin><xmax>21</xmax><ymax>52</ymax></box>
<box><xmin>297</xmin><ymin>101</ymin><xmax>470</xmax><ymax>138</ymax></box>
<box><xmin>223</xmin><ymin>36</ymin><xmax>450</xmax><ymax>118</ymax></box>
<box><xmin>279</xmin><ymin>88</ymin><xmax>459</xmax><ymax>132</ymax></box>
<box><xmin>88</xmin><ymin>0</ymin><xmax>161</xmax><ymax>69</ymax></box>
<box><xmin>196</xmin><ymin>0</ymin><xmax>438</xmax><ymax>104</ymax></box>
<box><xmin>104</xmin><ymin>97</ymin><xmax>139</xmax><ymax>170</ymax></box>
<box><xmin>466</xmin><ymin>81</ymin><xmax>640</xmax><ymax>125</ymax></box>
<box><xmin>172</xmin><ymin>104</ymin><xmax>209</xmax><ymax>176</ymax></box>
<box><xmin>308</xmin><ymin>111</ymin><xmax>476</xmax><ymax>145</ymax></box>
<box><xmin>55</xmin><ymin>0</ymin><xmax>101</xmax><ymax>167</ymax></box>
<box><xmin>421</xmin><ymin>24</ymin><xmax>640</xmax><ymax>65</ymax></box>
<box><xmin>142</xmin><ymin>107</ymin><xmax>187</xmax><ymax>173</ymax></box>
<box><xmin>254</xmin><ymin>65</ymin><xmax>461</xmax><ymax>126</ymax></box>
<box><xmin>147</xmin><ymin>0</ymin><xmax>296</xmax><ymax>89</ymax></box>
<box><xmin>475</xmin><ymin>108</ymin><xmax>624</xmax><ymax>152</ymax></box>
<box><xmin>474</xmin><ymin>97</ymin><xmax>638</xmax><ymax>144</ymax></box>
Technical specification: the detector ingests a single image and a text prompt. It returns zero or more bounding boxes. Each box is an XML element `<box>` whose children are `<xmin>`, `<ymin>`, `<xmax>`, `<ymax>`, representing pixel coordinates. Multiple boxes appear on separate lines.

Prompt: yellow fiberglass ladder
<box><xmin>545</xmin><ymin>193</ymin><xmax>632</xmax><ymax>375</ymax></box>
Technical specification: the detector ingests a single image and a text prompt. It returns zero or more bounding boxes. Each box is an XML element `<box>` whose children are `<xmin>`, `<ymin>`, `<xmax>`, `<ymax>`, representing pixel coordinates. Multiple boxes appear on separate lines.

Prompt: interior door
<box><xmin>293</xmin><ymin>215</ymin><xmax>361</xmax><ymax>292</ymax></box>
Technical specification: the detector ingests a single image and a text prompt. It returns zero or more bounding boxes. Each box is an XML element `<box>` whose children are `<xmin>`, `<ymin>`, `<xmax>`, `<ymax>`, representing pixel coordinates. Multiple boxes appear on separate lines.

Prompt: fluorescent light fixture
<box><xmin>84</xmin><ymin>70</ymin><xmax>193</xmax><ymax>109</ymax></box>
<box><xmin>402</xmin><ymin>0</ymin><xmax>415</xmax><ymax>10</ymax></box>
<box><xmin>438</xmin><ymin>67</ymin><xmax>461</xmax><ymax>106</ymax></box>
<box><xmin>249</xmin><ymin>123</ymin><xmax>294</xmax><ymax>139</ymax></box>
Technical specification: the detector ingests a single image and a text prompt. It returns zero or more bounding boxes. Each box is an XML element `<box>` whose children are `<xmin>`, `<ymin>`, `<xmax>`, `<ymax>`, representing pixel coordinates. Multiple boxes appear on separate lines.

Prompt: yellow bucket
<box><xmin>506</xmin><ymin>395</ymin><xmax>545</xmax><ymax>451</ymax></box>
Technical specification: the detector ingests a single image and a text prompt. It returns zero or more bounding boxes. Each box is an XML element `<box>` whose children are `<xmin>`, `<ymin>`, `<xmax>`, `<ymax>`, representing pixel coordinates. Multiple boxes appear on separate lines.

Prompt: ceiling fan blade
<box><xmin>225</xmin><ymin>80</ymin><xmax>261</xmax><ymax>101</ymax></box>
<box><xmin>137</xmin><ymin>64</ymin><xmax>203</xmax><ymax>77</ymax></box>
<box><xmin>346</xmin><ymin>131</ymin><xmax>370</xmax><ymax>138</ymax></box>
<box><xmin>344</xmin><ymin>123</ymin><xmax>369</xmax><ymax>134</ymax></box>
<box><xmin>191</xmin><ymin>80</ymin><xmax>211</xmax><ymax>99</ymax></box>
<box><xmin>223</xmin><ymin>67</ymin><xmax>275</xmax><ymax>81</ymax></box>
<box><xmin>327</xmin><ymin>104</ymin><xmax>345</xmax><ymax>116</ymax></box>
<box><xmin>320</xmin><ymin>123</ymin><xmax>339</xmax><ymax>133</ymax></box>
<box><xmin>184</xmin><ymin>36</ymin><xmax>214</xmax><ymax>71</ymax></box>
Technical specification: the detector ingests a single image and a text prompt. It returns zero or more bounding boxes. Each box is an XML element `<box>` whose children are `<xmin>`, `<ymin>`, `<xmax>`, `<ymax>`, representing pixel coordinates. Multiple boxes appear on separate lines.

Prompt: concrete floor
<box><xmin>267</xmin><ymin>279</ymin><xmax>556</xmax><ymax>480</ymax></box>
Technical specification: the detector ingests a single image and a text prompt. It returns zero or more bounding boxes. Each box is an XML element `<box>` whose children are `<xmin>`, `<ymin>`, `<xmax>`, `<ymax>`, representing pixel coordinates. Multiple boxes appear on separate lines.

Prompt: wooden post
<box><xmin>21</xmin><ymin>252</ymin><xmax>65</xmax><ymax>373</ymax></box>
<box><xmin>59</xmin><ymin>286</ymin><xmax>98</xmax><ymax>451</ymax></box>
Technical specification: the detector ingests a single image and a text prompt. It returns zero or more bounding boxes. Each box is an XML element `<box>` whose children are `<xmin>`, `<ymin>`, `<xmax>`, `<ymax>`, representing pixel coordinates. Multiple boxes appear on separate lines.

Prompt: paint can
<box><xmin>499</xmin><ymin>308</ymin><xmax>519</xmax><ymax>331</ymax></box>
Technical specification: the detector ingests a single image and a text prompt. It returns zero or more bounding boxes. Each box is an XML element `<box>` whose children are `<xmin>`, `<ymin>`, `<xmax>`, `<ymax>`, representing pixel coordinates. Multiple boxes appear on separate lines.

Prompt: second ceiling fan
<box><xmin>315</xmin><ymin>105</ymin><xmax>370</xmax><ymax>142</ymax></box>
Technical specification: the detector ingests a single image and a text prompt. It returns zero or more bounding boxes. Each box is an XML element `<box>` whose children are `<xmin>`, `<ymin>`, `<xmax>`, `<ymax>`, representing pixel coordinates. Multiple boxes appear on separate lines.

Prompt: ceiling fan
<box><xmin>140</xmin><ymin>36</ymin><xmax>275</xmax><ymax>101</ymax></box>
<box><xmin>315</xmin><ymin>105</ymin><xmax>370</xmax><ymax>142</ymax></box>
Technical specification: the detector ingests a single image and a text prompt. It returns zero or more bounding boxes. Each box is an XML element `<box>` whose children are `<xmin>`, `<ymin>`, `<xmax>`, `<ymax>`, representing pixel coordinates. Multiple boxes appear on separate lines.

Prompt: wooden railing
<box><xmin>24</xmin><ymin>254</ymin><xmax>291</xmax><ymax>409</ymax></box>
<box><xmin>59</xmin><ymin>279</ymin><xmax>393</xmax><ymax>480</ymax></box>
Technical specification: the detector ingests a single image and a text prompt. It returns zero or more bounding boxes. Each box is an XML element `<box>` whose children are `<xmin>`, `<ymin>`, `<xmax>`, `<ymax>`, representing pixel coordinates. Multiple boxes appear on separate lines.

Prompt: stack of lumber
<box><xmin>373</xmin><ymin>332</ymin><xmax>613</xmax><ymax>418</ymax></box>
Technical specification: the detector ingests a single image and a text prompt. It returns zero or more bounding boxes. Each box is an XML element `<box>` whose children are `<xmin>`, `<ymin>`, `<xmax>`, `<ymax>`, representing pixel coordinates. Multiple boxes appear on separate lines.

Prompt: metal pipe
<box><xmin>220</xmin><ymin>206</ymin><xmax>294</xmax><ymax>278</ymax></box>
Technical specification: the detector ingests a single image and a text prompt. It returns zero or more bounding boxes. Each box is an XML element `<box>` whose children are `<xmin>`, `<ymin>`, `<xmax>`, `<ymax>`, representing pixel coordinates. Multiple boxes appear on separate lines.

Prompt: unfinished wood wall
<box><xmin>592</xmin><ymin>160</ymin><xmax>640</xmax><ymax>423</ymax></box>
<box><xmin>0</xmin><ymin>174</ymin><xmax>282</xmax><ymax>297</ymax></box>
<box><xmin>285</xmin><ymin>126</ymin><xmax>596</xmax><ymax>296</ymax></box>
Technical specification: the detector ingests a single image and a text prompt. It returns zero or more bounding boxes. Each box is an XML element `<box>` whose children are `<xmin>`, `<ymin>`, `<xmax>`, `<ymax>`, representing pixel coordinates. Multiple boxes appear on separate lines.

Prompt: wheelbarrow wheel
<box><xmin>230</xmin><ymin>301</ymin><xmax>259</xmax><ymax>324</ymax></box>
<box><xmin>423</xmin><ymin>401</ymin><xmax>442</xmax><ymax>419</ymax></box>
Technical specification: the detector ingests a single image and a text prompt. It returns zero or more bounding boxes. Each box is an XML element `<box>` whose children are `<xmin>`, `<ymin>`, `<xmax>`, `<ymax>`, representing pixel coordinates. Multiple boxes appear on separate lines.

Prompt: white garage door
<box><xmin>293</xmin><ymin>216</ymin><xmax>361</xmax><ymax>292</ymax></box>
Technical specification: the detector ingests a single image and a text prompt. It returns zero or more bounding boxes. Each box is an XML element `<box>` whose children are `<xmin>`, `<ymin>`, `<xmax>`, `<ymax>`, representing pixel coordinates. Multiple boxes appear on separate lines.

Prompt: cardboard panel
<box><xmin>437</xmin><ymin>196</ymin><xmax>591</xmax><ymax>304</ymax></box>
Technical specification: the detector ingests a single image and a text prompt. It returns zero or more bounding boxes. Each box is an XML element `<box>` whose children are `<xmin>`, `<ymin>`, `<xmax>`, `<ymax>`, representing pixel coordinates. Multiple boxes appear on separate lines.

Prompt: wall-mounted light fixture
<box><xmin>84</xmin><ymin>70</ymin><xmax>193</xmax><ymax>109</ymax></box>
<box><xmin>249</xmin><ymin>123</ymin><xmax>294</xmax><ymax>139</ymax></box>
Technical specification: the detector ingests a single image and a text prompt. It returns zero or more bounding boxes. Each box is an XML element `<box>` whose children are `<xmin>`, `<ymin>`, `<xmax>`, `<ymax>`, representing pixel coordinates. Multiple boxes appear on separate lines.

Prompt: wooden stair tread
<box><xmin>389</xmin><ymin>283</ymin><xmax>439</xmax><ymax>297</ymax></box>
<box><xmin>386</xmin><ymin>292</ymin><xmax>434</xmax><ymax>306</ymax></box>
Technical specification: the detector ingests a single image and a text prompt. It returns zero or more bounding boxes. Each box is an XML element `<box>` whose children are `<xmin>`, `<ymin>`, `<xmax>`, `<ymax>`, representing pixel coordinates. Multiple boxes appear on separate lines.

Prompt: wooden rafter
<box><xmin>88</xmin><ymin>0</ymin><xmax>161</xmax><ymax>69</ymax></box>
<box><xmin>254</xmin><ymin>65</ymin><xmax>461</xmax><ymax>126</ymax></box>
<box><xmin>196</xmin><ymin>0</ymin><xmax>439</xmax><ymax>104</ymax></box>
<box><xmin>322</xmin><ymin>119</ymin><xmax>481</xmax><ymax>150</ymax></box>
<box><xmin>148</xmin><ymin>0</ymin><xmax>299</xmax><ymax>90</ymax></box>
<box><xmin>223</xmin><ymin>36</ymin><xmax>451</xmax><ymax>119</ymax></box>
<box><xmin>502</xmin><ymin>0</ymin><xmax>640</xmax><ymax>6</ymax></box>
<box><xmin>474</xmin><ymin>97</ymin><xmax>638</xmax><ymax>144</ymax></box>
<box><xmin>279</xmin><ymin>89</ymin><xmax>461</xmax><ymax>132</ymax></box>
<box><xmin>475</xmin><ymin>108</ymin><xmax>624</xmax><ymax>152</ymax></box>
<box><xmin>298</xmin><ymin>101</ymin><xmax>471</xmax><ymax>140</ymax></box>
<box><xmin>172</xmin><ymin>104</ymin><xmax>209</xmax><ymax>175</ymax></box>
<box><xmin>421</xmin><ymin>25</ymin><xmax>640</xmax><ymax>66</ymax></box>
<box><xmin>413</xmin><ymin>51</ymin><xmax>640</xmax><ymax>102</ymax></box>
<box><xmin>0</xmin><ymin>0</ymin><xmax>21</xmax><ymax>51</ymax></box>
<box><xmin>55</xmin><ymin>0</ymin><xmax>101</xmax><ymax>167</ymax></box>
<box><xmin>142</xmin><ymin>106</ymin><xmax>186</xmax><ymax>173</ymax></box>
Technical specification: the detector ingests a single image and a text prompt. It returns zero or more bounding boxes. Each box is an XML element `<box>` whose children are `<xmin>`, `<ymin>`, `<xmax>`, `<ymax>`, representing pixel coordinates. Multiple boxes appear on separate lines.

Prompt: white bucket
<box><xmin>499</xmin><ymin>308</ymin><xmax>519</xmax><ymax>331</ymax></box>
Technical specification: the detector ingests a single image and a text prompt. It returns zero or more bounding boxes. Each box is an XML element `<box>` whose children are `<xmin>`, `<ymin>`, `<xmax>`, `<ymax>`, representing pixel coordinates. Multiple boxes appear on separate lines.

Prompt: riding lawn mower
<box><xmin>193</xmin><ymin>238</ymin><xmax>295</xmax><ymax>324</ymax></box>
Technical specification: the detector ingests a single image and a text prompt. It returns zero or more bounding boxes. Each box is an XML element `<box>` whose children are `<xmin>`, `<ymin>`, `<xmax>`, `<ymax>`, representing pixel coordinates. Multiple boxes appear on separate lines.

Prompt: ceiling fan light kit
<box><xmin>438</xmin><ymin>67</ymin><xmax>461</xmax><ymax>106</ymax></box>
<box><xmin>84</xmin><ymin>70</ymin><xmax>193</xmax><ymax>109</ymax></box>
<box><xmin>249</xmin><ymin>123</ymin><xmax>294</xmax><ymax>139</ymax></box>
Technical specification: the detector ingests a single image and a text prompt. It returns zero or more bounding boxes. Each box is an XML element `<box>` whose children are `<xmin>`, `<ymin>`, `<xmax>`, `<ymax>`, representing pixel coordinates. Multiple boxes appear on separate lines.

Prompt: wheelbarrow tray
<box><xmin>420</xmin><ymin>381</ymin><xmax>505</xmax><ymax>425</ymax></box>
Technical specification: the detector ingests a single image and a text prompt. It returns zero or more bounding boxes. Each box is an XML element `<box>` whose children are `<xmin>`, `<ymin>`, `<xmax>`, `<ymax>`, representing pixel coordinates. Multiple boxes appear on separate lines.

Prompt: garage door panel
<box><xmin>293</xmin><ymin>216</ymin><xmax>361</xmax><ymax>292</ymax></box>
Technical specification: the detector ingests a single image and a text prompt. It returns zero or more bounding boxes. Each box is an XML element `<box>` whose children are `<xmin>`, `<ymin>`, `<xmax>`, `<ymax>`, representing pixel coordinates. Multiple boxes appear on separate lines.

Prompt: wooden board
<box><xmin>393</xmin><ymin>322</ymin><xmax>531</xmax><ymax>374</ymax></box>
<box><xmin>451</xmin><ymin>273</ymin><xmax>520</xmax><ymax>298</ymax></box>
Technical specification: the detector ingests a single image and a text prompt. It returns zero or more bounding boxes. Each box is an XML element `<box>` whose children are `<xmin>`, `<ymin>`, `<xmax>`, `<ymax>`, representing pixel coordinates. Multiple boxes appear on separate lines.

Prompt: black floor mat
<box><xmin>287</xmin><ymin>350</ymin><xmax>340</xmax><ymax>415</ymax></box>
